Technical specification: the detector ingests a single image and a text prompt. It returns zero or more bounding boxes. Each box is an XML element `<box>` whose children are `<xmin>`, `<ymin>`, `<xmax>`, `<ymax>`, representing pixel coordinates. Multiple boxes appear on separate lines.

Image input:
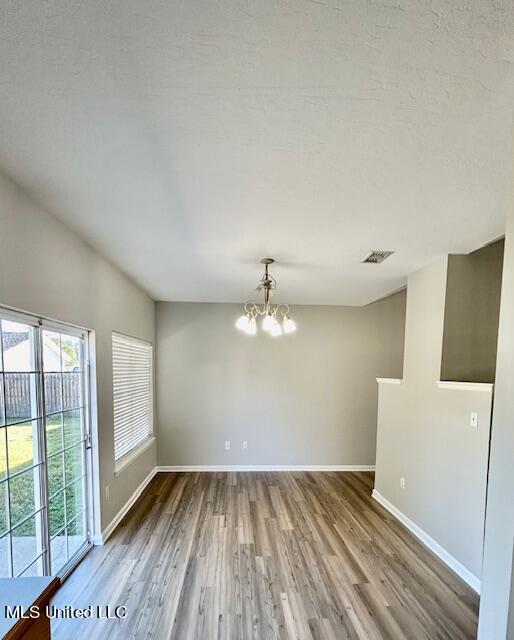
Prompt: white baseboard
<box><xmin>93</xmin><ymin>466</ymin><xmax>158</xmax><ymax>545</ymax></box>
<box><xmin>157</xmin><ymin>465</ymin><xmax>375</xmax><ymax>472</ymax></box>
<box><xmin>371</xmin><ymin>490</ymin><xmax>480</xmax><ymax>593</ymax></box>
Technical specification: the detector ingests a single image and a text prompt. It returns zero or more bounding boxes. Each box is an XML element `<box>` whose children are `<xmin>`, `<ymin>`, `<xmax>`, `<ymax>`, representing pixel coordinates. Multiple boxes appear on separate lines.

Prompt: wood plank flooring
<box><xmin>51</xmin><ymin>472</ymin><xmax>479</xmax><ymax>639</ymax></box>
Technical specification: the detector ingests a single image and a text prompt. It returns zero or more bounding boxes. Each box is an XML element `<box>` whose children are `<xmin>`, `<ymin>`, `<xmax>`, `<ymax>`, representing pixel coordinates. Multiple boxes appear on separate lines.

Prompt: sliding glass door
<box><xmin>0</xmin><ymin>309</ymin><xmax>91</xmax><ymax>578</ymax></box>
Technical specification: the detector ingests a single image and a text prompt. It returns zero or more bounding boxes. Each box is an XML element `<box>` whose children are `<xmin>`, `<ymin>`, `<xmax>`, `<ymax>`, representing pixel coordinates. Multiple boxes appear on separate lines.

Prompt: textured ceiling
<box><xmin>0</xmin><ymin>0</ymin><xmax>512</xmax><ymax>305</ymax></box>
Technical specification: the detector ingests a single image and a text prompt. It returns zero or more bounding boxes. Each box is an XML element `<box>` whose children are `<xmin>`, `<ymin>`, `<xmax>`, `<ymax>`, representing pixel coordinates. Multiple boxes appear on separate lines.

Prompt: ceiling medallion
<box><xmin>235</xmin><ymin>258</ymin><xmax>296</xmax><ymax>337</ymax></box>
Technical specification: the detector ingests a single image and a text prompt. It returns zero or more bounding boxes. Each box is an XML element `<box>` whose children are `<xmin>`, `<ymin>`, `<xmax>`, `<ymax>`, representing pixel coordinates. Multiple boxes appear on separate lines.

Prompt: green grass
<box><xmin>1</xmin><ymin>416</ymin><xmax>85</xmax><ymax>538</ymax></box>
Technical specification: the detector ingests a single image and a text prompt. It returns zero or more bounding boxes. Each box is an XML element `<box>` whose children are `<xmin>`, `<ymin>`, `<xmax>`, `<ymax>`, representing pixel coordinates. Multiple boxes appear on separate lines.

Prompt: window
<box><xmin>112</xmin><ymin>333</ymin><xmax>153</xmax><ymax>463</ymax></box>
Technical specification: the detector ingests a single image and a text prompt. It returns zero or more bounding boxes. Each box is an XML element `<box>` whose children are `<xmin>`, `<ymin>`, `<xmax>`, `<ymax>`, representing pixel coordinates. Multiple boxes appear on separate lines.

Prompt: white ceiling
<box><xmin>0</xmin><ymin>1</ymin><xmax>512</xmax><ymax>305</ymax></box>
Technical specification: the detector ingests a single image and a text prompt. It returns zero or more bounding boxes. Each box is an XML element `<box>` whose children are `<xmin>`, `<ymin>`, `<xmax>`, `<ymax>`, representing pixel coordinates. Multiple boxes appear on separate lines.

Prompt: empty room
<box><xmin>0</xmin><ymin>1</ymin><xmax>513</xmax><ymax>639</ymax></box>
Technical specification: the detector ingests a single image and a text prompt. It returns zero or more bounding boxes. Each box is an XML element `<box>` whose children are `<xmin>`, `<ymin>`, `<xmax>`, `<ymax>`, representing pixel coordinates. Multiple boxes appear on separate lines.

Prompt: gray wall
<box><xmin>441</xmin><ymin>239</ymin><xmax>504</xmax><ymax>383</ymax></box>
<box><xmin>156</xmin><ymin>293</ymin><xmax>406</xmax><ymax>467</ymax></box>
<box><xmin>478</xmin><ymin>190</ymin><xmax>514</xmax><ymax>637</ymax></box>
<box><xmin>0</xmin><ymin>172</ymin><xmax>156</xmax><ymax>532</ymax></box>
<box><xmin>375</xmin><ymin>257</ymin><xmax>492</xmax><ymax>580</ymax></box>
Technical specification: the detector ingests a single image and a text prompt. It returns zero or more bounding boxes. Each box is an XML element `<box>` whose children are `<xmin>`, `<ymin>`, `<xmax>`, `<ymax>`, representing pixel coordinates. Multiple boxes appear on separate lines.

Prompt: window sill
<box><xmin>114</xmin><ymin>437</ymin><xmax>156</xmax><ymax>476</ymax></box>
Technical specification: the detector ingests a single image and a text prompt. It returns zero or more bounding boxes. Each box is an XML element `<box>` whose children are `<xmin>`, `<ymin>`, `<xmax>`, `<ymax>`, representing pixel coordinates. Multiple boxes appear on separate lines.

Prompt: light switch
<box><xmin>470</xmin><ymin>412</ymin><xmax>478</xmax><ymax>429</ymax></box>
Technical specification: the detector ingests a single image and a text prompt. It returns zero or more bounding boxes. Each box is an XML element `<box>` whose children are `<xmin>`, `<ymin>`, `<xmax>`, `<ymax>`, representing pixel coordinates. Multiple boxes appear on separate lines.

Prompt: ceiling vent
<box><xmin>361</xmin><ymin>250</ymin><xmax>394</xmax><ymax>264</ymax></box>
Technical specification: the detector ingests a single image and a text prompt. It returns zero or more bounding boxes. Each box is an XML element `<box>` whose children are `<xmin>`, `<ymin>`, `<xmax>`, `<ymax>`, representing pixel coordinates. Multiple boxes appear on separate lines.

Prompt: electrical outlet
<box><xmin>105</xmin><ymin>485</ymin><xmax>110</xmax><ymax>500</ymax></box>
<box><xmin>400</xmin><ymin>477</ymin><xmax>406</xmax><ymax>490</ymax></box>
<box><xmin>242</xmin><ymin>441</ymin><xmax>248</xmax><ymax>450</ymax></box>
<box><xmin>225</xmin><ymin>441</ymin><xmax>231</xmax><ymax>450</ymax></box>
<box><xmin>470</xmin><ymin>412</ymin><xmax>478</xmax><ymax>429</ymax></box>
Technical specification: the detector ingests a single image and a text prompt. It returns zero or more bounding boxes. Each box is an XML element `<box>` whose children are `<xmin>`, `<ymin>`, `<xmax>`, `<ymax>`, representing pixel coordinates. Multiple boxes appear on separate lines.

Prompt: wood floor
<box><xmin>51</xmin><ymin>472</ymin><xmax>479</xmax><ymax>639</ymax></box>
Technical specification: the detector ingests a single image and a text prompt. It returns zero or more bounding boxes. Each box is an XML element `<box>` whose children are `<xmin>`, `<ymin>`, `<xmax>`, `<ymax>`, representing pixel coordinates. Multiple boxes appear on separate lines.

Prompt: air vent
<box><xmin>361</xmin><ymin>250</ymin><xmax>394</xmax><ymax>264</ymax></box>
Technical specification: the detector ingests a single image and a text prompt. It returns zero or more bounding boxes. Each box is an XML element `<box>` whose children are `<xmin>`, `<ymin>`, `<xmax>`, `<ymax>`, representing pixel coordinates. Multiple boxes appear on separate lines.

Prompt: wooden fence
<box><xmin>3</xmin><ymin>374</ymin><xmax>81</xmax><ymax>419</ymax></box>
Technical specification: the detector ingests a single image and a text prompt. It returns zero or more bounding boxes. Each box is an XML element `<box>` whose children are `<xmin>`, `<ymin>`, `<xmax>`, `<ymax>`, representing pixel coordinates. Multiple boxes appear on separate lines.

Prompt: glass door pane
<box><xmin>0</xmin><ymin>310</ymin><xmax>91</xmax><ymax>579</ymax></box>
<box><xmin>0</xmin><ymin>319</ymin><xmax>45</xmax><ymax>577</ymax></box>
<box><xmin>43</xmin><ymin>329</ymin><xmax>89</xmax><ymax>574</ymax></box>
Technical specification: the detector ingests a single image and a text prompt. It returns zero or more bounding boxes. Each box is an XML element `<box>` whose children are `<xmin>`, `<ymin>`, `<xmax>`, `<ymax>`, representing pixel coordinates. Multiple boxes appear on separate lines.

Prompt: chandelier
<box><xmin>235</xmin><ymin>258</ymin><xmax>296</xmax><ymax>336</ymax></box>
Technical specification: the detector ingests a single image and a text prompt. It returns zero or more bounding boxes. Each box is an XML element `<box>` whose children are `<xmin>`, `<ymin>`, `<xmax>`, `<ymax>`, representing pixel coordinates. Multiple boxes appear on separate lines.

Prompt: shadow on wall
<box><xmin>441</xmin><ymin>239</ymin><xmax>504</xmax><ymax>383</ymax></box>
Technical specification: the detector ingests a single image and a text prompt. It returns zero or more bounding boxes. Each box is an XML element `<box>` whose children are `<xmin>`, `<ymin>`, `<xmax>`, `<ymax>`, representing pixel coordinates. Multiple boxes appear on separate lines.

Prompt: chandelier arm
<box><xmin>274</xmin><ymin>303</ymin><xmax>290</xmax><ymax>316</ymax></box>
<box><xmin>244</xmin><ymin>301</ymin><xmax>266</xmax><ymax>316</ymax></box>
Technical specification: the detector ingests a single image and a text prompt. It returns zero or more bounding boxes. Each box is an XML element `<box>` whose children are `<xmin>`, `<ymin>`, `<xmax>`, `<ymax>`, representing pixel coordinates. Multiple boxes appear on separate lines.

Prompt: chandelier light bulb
<box><xmin>247</xmin><ymin>316</ymin><xmax>257</xmax><ymax>335</ymax></box>
<box><xmin>283</xmin><ymin>315</ymin><xmax>296</xmax><ymax>334</ymax></box>
<box><xmin>235</xmin><ymin>313</ymin><xmax>251</xmax><ymax>333</ymax></box>
<box><xmin>262</xmin><ymin>313</ymin><xmax>274</xmax><ymax>332</ymax></box>
<box><xmin>270</xmin><ymin>319</ymin><xmax>283</xmax><ymax>336</ymax></box>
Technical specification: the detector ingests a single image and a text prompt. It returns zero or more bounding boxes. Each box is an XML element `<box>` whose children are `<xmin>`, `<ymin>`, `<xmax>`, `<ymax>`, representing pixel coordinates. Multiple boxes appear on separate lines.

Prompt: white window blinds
<box><xmin>112</xmin><ymin>332</ymin><xmax>153</xmax><ymax>461</ymax></box>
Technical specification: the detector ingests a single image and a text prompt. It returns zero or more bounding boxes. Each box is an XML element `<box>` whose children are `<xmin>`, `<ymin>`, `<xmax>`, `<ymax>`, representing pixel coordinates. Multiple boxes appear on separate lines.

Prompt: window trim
<box><xmin>111</xmin><ymin>332</ymin><xmax>154</xmax><ymax>472</ymax></box>
<box><xmin>114</xmin><ymin>435</ymin><xmax>155</xmax><ymax>476</ymax></box>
